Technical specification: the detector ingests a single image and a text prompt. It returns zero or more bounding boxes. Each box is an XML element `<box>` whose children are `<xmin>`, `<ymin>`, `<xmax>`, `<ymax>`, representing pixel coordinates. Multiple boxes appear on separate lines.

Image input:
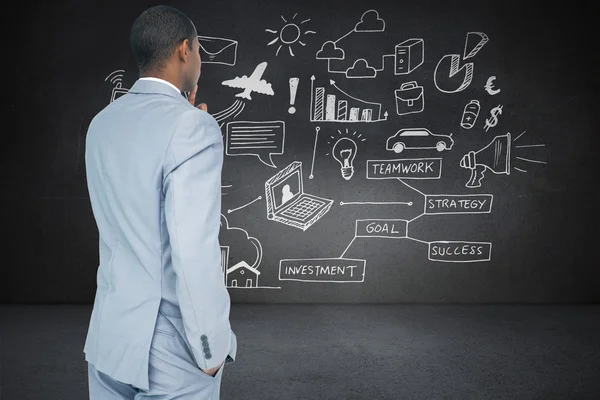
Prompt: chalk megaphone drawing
<box><xmin>460</xmin><ymin>133</ymin><xmax>511</xmax><ymax>188</ymax></box>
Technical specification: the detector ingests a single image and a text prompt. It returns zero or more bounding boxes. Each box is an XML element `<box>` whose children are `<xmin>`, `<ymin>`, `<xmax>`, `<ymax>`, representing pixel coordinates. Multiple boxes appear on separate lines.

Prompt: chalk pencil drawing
<box><xmin>265</xmin><ymin>161</ymin><xmax>333</xmax><ymax>231</ymax></box>
<box><xmin>266</xmin><ymin>13</ymin><xmax>316</xmax><ymax>56</ymax></box>
<box><xmin>222</xmin><ymin>62</ymin><xmax>274</xmax><ymax>100</ymax></box>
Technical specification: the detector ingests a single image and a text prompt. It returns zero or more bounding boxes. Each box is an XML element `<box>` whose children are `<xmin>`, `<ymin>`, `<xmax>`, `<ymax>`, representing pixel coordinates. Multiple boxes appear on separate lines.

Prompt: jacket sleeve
<box><xmin>162</xmin><ymin>108</ymin><xmax>233</xmax><ymax>370</ymax></box>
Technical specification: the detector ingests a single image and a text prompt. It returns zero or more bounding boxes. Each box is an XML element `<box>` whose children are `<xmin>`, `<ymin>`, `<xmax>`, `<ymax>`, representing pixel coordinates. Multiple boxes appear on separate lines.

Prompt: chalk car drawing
<box><xmin>386</xmin><ymin>128</ymin><xmax>454</xmax><ymax>153</ymax></box>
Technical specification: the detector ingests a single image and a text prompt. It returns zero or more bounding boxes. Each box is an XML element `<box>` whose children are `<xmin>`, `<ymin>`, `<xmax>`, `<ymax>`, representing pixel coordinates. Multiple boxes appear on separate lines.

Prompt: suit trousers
<box><xmin>88</xmin><ymin>310</ymin><xmax>225</xmax><ymax>399</ymax></box>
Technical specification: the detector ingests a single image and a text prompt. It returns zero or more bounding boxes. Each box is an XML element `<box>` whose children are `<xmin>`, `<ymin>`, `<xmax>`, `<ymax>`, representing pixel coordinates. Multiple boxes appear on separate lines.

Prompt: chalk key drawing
<box><xmin>315</xmin><ymin>9</ymin><xmax>424</xmax><ymax>78</ymax></box>
<box><xmin>484</xmin><ymin>76</ymin><xmax>500</xmax><ymax>95</ymax></box>
<box><xmin>222</xmin><ymin>62</ymin><xmax>274</xmax><ymax>100</ymax></box>
<box><xmin>460</xmin><ymin>100</ymin><xmax>480</xmax><ymax>129</ymax></box>
<box><xmin>225</xmin><ymin>121</ymin><xmax>285</xmax><ymax>168</ymax></box>
<box><xmin>310</xmin><ymin>75</ymin><xmax>388</xmax><ymax>123</ymax></box>
<box><xmin>197</xmin><ymin>36</ymin><xmax>238</xmax><ymax>66</ymax></box>
<box><xmin>265</xmin><ymin>161</ymin><xmax>333</xmax><ymax>231</ymax></box>
<box><xmin>220</xmin><ymin>214</ymin><xmax>280</xmax><ymax>289</ymax></box>
<box><xmin>395</xmin><ymin>81</ymin><xmax>424</xmax><ymax>115</ymax></box>
<box><xmin>288</xmin><ymin>77</ymin><xmax>299</xmax><ymax>114</ymax></box>
<box><xmin>266</xmin><ymin>13</ymin><xmax>316</xmax><ymax>56</ymax></box>
<box><xmin>386</xmin><ymin>128</ymin><xmax>454</xmax><ymax>154</ymax></box>
<box><xmin>105</xmin><ymin>70</ymin><xmax>129</xmax><ymax>103</ymax></box>
<box><xmin>483</xmin><ymin>105</ymin><xmax>503</xmax><ymax>132</ymax></box>
<box><xmin>434</xmin><ymin>32</ymin><xmax>488</xmax><ymax>93</ymax></box>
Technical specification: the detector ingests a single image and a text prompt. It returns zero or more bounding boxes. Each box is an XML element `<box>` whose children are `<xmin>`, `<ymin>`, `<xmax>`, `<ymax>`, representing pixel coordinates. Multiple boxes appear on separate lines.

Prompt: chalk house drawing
<box><xmin>266</xmin><ymin>13</ymin><xmax>316</xmax><ymax>56</ymax></box>
<box><xmin>265</xmin><ymin>161</ymin><xmax>333</xmax><ymax>231</ymax></box>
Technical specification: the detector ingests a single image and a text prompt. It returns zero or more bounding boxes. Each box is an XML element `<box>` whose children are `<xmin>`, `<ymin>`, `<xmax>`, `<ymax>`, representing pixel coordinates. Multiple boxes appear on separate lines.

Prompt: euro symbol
<box><xmin>484</xmin><ymin>76</ymin><xmax>500</xmax><ymax>95</ymax></box>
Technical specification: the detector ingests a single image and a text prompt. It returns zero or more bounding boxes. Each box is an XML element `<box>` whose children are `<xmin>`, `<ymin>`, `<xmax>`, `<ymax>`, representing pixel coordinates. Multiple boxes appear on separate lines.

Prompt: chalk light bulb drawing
<box><xmin>332</xmin><ymin>137</ymin><xmax>357</xmax><ymax>180</ymax></box>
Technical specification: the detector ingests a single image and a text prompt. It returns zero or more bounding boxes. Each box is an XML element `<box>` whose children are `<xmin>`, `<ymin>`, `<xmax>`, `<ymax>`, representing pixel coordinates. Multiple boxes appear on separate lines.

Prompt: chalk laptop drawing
<box><xmin>265</xmin><ymin>161</ymin><xmax>333</xmax><ymax>231</ymax></box>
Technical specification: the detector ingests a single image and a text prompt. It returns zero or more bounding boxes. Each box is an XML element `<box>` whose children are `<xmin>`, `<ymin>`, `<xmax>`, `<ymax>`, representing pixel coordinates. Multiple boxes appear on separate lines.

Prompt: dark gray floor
<box><xmin>1</xmin><ymin>304</ymin><xmax>599</xmax><ymax>400</ymax></box>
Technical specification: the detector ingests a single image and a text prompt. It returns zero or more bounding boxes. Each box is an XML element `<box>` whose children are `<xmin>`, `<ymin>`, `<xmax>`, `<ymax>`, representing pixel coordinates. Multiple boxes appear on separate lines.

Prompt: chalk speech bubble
<box><xmin>225</xmin><ymin>121</ymin><xmax>285</xmax><ymax>168</ymax></box>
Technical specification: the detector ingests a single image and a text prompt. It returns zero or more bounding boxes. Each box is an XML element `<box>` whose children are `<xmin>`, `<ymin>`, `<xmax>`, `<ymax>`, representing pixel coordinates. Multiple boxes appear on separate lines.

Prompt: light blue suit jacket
<box><xmin>83</xmin><ymin>78</ymin><xmax>236</xmax><ymax>390</ymax></box>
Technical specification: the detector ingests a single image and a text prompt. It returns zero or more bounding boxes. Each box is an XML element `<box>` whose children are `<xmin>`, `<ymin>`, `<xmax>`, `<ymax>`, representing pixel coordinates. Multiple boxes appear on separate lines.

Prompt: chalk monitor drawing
<box><xmin>222</xmin><ymin>62</ymin><xmax>274</xmax><ymax>100</ymax></box>
<box><xmin>265</xmin><ymin>161</ymin><xmax>333</xmax><ymax>231</ymax></box>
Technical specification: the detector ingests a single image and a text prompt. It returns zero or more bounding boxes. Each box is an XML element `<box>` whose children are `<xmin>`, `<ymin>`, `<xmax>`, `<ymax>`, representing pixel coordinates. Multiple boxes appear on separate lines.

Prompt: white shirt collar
<box><xmin>139</xmin><ymin>77</ymin><xmax>180</xmax><ymax>94</ymax></box>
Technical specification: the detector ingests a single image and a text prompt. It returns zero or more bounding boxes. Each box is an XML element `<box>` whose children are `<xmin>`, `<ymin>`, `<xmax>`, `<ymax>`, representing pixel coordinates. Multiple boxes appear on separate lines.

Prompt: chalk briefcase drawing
<box><xmin>198</xmin><ymin>36</ymin><xmax>238</xmax><ymax>66</ymax></box>
<box><xmin>394</xmin><ymin>81</ymin><xmax>424</xmax><ymax>116</ymax></box>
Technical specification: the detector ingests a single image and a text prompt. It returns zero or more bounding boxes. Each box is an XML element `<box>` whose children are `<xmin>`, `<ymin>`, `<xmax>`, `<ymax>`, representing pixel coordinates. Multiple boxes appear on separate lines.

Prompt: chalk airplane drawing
<box><xmin>222</xmin><ymin>62</ymin><xmax>274</xmax><ymax>100</ymax></box>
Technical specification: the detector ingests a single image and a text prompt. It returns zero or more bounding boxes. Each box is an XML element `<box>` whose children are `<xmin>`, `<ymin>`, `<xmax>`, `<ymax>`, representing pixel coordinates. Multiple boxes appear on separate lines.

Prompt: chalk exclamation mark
<box><xmin>288</xmin><ymin>77</ymin><xmax>299</xmax><ymax>114</ymax></box>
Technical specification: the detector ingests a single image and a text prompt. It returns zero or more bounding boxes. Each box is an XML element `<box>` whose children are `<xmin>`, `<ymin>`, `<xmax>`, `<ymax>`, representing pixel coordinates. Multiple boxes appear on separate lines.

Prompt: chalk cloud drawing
<box><xmin>310</xmin><ymin>75</ymin><xmax>388</xmax><ymax>123</ymax></box>
<box><xmin>434</xmin><ymin>32</ymin><xmax>488</xmax><ymax>93</ymax></box>
<box><xmin>220</xmin><ymin>214</ymin><xmax>281</xmax><ymax>289</ymax></box>
<box><xmin>386</xmin><ymin>128</ymin><xmax>454</xmax><ymax>154</ymax></box>
<box><xmin>225</xmin><ymin>120</ymin><xmax>285</xmax><ymax>168</ymax></box>
<box><xmin>460</xmin><ymin>100</ymin><xmax>480</xmax><ymax>129</ymax></box>
<box><xmin>325</xmin><ymin>129</ymin><xmax>366</xmax><ymax>180</ymax></box>
<box><xmin>315</xmin><ymin>9</ymin><xmax>424</xmax><ymax>78</ymax></box>
<box><xmin>105</xmin><ymin>70</ymin><xmax>129</xmax><ymax>103</ymax></box>
<box><xmin>222</xmin><ymin>62</ymin><xmax>274</xmax><ymax>100</ymax></box>
<box><xmin>395</xmin><ymin>81</ymin><xmax>424</xmax><ymax>116</ymax></box>
<box><xmin>266</xmin><ymin>13</ymin><xmax>316</xmax><ymax>56</ymax></box>
<box><xmin>484</xmin><ymin>76</ymin><xmax>500</xmax><ymax>95</ymax></box>
<box><xmin>198</xmin><ymin>36</ymin><xmax>238</xmax><ymax>66</ymax></box>
<box><xmin>265</xmin><ymin>161</ymin><xmax>333</xmax><ymax>231</ymax></box>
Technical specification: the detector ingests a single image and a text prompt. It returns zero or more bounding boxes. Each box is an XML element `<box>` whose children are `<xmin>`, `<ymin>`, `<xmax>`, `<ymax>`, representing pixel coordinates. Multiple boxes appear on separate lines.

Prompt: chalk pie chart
<box><xmin>433</xmin><ymin>54</ymin><xmax>474</xmax><ymax>93</ymax></box>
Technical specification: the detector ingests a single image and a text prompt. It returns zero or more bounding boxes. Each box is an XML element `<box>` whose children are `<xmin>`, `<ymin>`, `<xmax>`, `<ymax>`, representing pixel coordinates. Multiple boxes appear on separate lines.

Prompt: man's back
<box><xmin>84</xmin><ymin>79</ymin><xmax>236</xmax><ymax>391</ymax></box>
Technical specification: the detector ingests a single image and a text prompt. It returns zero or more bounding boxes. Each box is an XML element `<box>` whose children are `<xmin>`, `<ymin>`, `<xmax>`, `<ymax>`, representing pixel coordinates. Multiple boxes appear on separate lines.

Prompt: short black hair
<box><xmin>130</xmin><ymin>5</ymin><xmax>197</xmax><ymax>73</ymax></box>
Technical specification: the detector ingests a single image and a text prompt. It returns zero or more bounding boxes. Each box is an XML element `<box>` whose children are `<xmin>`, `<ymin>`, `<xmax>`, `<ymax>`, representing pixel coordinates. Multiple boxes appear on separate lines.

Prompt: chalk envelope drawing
<box><xmin>222</xmin><ymin>62</ymin><xmax>274</xmax><ymax>100</ymax></box>
<box><xmin>266</xmin><ymin>13</ymin><xmax>316</xmax><ymax>56</ymax></box>
<box><xmin>265</xmin><ymin>161</ymin><xmax>333</xmax><ymax>231</ymax></box>
<box><xmin>198</xmin><ymin>36</ymin><xmax>238</xmax><ymax>66</ymax></box>
<box><xmin>395</xmin><ymin>81</ymin><xmax>424</xmax><ymax>115</ymax></box>
<box><xmin>225</xmin><ymin>121</ymin><xmax>285</xmax><ymax>168</ymax></box>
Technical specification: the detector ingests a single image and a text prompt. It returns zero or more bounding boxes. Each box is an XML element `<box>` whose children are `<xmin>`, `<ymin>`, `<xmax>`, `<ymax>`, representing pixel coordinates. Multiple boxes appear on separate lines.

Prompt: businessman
<box><xmin>84</xmin><ymin>5</ymin><xmax>236</xmax><ymax>399</ymax></box>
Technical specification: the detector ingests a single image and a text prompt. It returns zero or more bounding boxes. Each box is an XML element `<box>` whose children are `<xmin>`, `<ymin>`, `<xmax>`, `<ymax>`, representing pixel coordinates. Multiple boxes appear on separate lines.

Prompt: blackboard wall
<box><xmin>4</xmin><ymin>0</ymin><xmax>599</xmax><ymax>304</ymax></box>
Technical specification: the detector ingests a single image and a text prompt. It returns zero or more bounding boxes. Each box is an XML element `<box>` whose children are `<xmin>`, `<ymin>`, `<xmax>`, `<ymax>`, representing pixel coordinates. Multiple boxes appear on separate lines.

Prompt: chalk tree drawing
<box><xmin>310</xmin><ymin>75</ymin><xmax>388</xmax><ymax>123</ymax></box>
<box><xmin>266</xmin><ymin>13</ymin><xmax>316</xmax><ymax>56</ymax></box>
<box><xmin>222</xmin><ymin>62</ymin><xmax>274</xmax><ymax>100</ymax></box>
<box><xmin>198</xmin><ymin>36</ymin><xmax>238</xmax><ymax>66</ymax></box>
<box><xmin>265</xmin><ymin>161</ymin><xmax>333</xmax><ymax>231</ymax></box>
<box><xmin>315</xmin><ymin>9</ymin><xmax>424</xmax><ymax>78</ymax></box>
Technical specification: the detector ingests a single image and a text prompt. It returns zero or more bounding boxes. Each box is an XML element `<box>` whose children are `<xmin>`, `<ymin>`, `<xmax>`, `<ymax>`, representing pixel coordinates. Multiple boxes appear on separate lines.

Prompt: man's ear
<box><xmin>177</xmin><ymin>39</ymin><xmax>190</xmax><ymax>62</ymax></box>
